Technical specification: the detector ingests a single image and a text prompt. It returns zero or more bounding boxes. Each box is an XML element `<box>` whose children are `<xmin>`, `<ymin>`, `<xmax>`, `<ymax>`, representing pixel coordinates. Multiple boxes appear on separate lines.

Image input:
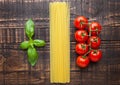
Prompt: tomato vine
<box><xmin>74</xmin><ymin>16</ymin><xmax>102</xmax><ymax>68</ymax></box>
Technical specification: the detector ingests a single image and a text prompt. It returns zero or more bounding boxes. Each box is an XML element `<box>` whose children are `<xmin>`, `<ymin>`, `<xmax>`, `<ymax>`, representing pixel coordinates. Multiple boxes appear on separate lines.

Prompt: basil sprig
<box><xmin>20</xmin><ymin>19</ymin><xmax>45</xmax><ymax>66</ymax></box>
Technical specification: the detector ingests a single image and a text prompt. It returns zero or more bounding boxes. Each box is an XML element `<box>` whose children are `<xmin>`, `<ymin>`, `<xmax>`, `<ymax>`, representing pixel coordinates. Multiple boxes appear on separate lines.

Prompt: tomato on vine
<box><xmin>74</xmin><ymin>15</ymin><xmax>102</xmax><ymax>68</ymax></box>
<box><xmin>74</xmin><ymin>16</ymin><xmax>88</xmax><ymax>30</ymax></box>
<box><xmin>88</xmin><ymin>36</ymin><xmax>101</xmax><ymax>49</ymax></box>
<box><xmin>76</xmin><ymin>56</ymin><xmax>90</xmax><ymax>68</ymax></box>
<box><xmin>75</xmin><ymin>30</ymin><xmax>88</xmax><ymax>43</ymax></box>
<box><xmin>89</xmin><ymin>49</ymin><xmax>102</xmax><ymax>62</ymax></box>
<box><xmin>88</xmin><ymin>22</ymin><xmax>102</xmax><ymax>36</ymax></box>
<box><xmin>75</xmin><ymin>43</ymin><xmax>88</xmax><ymax>55</ymax></box>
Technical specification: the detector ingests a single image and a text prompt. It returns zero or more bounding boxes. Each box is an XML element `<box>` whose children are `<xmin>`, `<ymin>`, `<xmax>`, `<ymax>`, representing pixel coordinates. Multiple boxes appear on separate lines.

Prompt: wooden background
<box><xmin>0</xmin><ymin>0</ymin><xmax>120</xmax><ymax>85</ymax></box>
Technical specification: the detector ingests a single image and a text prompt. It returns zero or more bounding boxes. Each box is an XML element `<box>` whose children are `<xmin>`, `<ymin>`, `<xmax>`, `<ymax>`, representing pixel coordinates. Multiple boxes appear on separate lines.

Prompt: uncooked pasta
<box><xmin>50</xmin><ymin>2</ymin><xmax>70</xmax><ymax>83</ymax></box>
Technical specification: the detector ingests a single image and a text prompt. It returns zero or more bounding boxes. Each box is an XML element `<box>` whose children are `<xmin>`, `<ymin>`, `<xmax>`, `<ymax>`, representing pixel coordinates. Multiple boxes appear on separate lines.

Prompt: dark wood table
<box><xmin>0</xmin><ymin>0</ymin><xmax>120</xmax><ymax>85</ymax></box>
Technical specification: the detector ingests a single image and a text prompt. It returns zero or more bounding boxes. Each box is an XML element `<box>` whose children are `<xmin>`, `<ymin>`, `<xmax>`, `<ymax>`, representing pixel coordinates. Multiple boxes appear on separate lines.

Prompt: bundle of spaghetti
<box><xmin>50</xmin><ymin>2</ymin><xmax>70</xmax><ymax>83</ymax></box>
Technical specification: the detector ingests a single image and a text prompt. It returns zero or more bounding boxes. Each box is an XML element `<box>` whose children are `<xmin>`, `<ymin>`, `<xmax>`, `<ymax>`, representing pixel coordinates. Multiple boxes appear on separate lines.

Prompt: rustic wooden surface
<box><xmin>0</xmin><ymin>0</ymin><xmax>120</xmax><ymax>85</ymax></box>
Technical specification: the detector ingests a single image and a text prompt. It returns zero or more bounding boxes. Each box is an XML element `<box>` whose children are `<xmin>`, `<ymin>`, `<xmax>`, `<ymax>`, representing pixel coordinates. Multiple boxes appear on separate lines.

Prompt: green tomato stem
<box><xmin>83</xmin><ymin>22</ymin><xmax>92</xmax><ymax>56</ymax></box>
<box><xmin>82</xmin><ymin>55</ymin><xmax>87</xmax><ymax>59</ymax></box>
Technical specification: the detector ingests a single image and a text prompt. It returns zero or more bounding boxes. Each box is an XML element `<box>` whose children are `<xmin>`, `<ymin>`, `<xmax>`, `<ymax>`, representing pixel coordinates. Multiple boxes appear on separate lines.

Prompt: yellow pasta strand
<box><xmin>50</xmin><ymin>2</ymin><xmax>70</xmax><ymax>83</ymax></box>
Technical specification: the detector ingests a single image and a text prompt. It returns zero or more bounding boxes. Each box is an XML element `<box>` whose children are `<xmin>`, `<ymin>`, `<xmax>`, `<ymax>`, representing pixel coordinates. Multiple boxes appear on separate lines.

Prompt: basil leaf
<box><xmin>27</xmin><ymin>47</ymin><xmax>38</xmax><ymax>66</ymax></box>
<box><xmin>33</xmin><ymin>39</ymin><xmax>45</xmax><ymax>47</ymax></box>
<box><xmin>25</xmin><ymin>19</ymin><xmax>35</xmax><ymax>39</ymax></box>
<box><xmin>20</xmin><ymin>41</ymin><xmax>29</xmax><ymax>49</ymax></box>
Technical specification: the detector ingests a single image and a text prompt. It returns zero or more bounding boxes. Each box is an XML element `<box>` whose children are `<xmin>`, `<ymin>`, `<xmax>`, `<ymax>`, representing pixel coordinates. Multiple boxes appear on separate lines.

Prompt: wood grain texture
<box><xmin>0</xmin><ymin>0</ymin><xmax>120</xmax><ymax>85</ymax></box>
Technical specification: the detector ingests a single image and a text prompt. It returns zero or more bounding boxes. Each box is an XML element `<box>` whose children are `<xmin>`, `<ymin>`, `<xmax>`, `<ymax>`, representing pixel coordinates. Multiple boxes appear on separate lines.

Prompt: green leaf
<box><xmin>27</xmin><ymin>47</ymin><xmax>38</xmax><ymax>66</ymax></box>
<box><xmin>20</xmin><ymin>41</ymin><xmax>29</xmax><ymax>49</ymax></box>
<box><xmin>25</xmin><ymin>19</ymin><xmax>35</xmax><ymax>39</ymax></box>
<box><xmin>33</xmin><ymin>39</ymin><xmax>46</xmax><ymax>47</ymax></box>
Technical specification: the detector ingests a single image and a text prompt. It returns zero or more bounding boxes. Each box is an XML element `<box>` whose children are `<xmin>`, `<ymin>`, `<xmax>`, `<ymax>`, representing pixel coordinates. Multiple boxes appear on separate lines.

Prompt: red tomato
<box><xmin>76</xmin><ymin>56</ymin><xmax>90</xmax><ymax>68</ymax></box>
<box><xmin>89</xmin><ymin>22</ymin><xmax>102</xmax><ymax>35</ymax></box>
<box><xmin>89</xmin><ymin>50</ymin><xmax>102</xmax><ymax>62</ymax></box>
<box><xmin>74</xmin><ymin>16</ymin><xmax>88</xmax><ymax>30</ymax></box>
<box><xmin>75</xmin><ymin>30</ymin><xmax>88</xmax><ymax>43</ymax></box>
<box><xmin>88</xmin><ymin>36</ymin><xmax>101</xmax><ymax>49</ymax></box>
<box><xmin>75</xmin><ymin>43</ymin><xmax>88</xmax><ymax>55</ymax></box>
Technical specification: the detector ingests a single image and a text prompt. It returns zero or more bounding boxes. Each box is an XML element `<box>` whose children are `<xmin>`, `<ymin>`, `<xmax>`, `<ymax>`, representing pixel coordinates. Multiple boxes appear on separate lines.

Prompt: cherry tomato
<box><xmin>74</xmin><ymin>16</ymin><xmax>88</xmax><ymax>30</ymax></box>
<box><xmin>88</xmin><ymin>36</ymin><xmax>101</xmax><ymax>49</ymax></box>
<box><xmin>75</xmin><ymin>43</ymin><xmax>88</xmax><ymax>55</ymax></box>
<box><xmin>88</xmin><ymin>22</ymin><xmax>102</xmax><ymax>36</ymax></box>
<box><xmin>89</xmin><ymin>49</ymin><xmax>102</xmax><ymax>62</ymax></box>
<box><xmin>75</xmin><ymin>30</ymin><xmax>88</xmax><ymax>43</ymax></box>
<box><xmin>76</xmin><ymin>56</ymin><xmax>90</xmax><ymax>68</ymax></box>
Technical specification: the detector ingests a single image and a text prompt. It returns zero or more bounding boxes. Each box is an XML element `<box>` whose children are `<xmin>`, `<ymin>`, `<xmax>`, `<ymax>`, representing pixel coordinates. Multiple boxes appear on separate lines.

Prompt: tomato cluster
<box><xmin>74</xmin><ymin>16</ymin><xmax>102</xmax><ymax>68</ymax></box>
